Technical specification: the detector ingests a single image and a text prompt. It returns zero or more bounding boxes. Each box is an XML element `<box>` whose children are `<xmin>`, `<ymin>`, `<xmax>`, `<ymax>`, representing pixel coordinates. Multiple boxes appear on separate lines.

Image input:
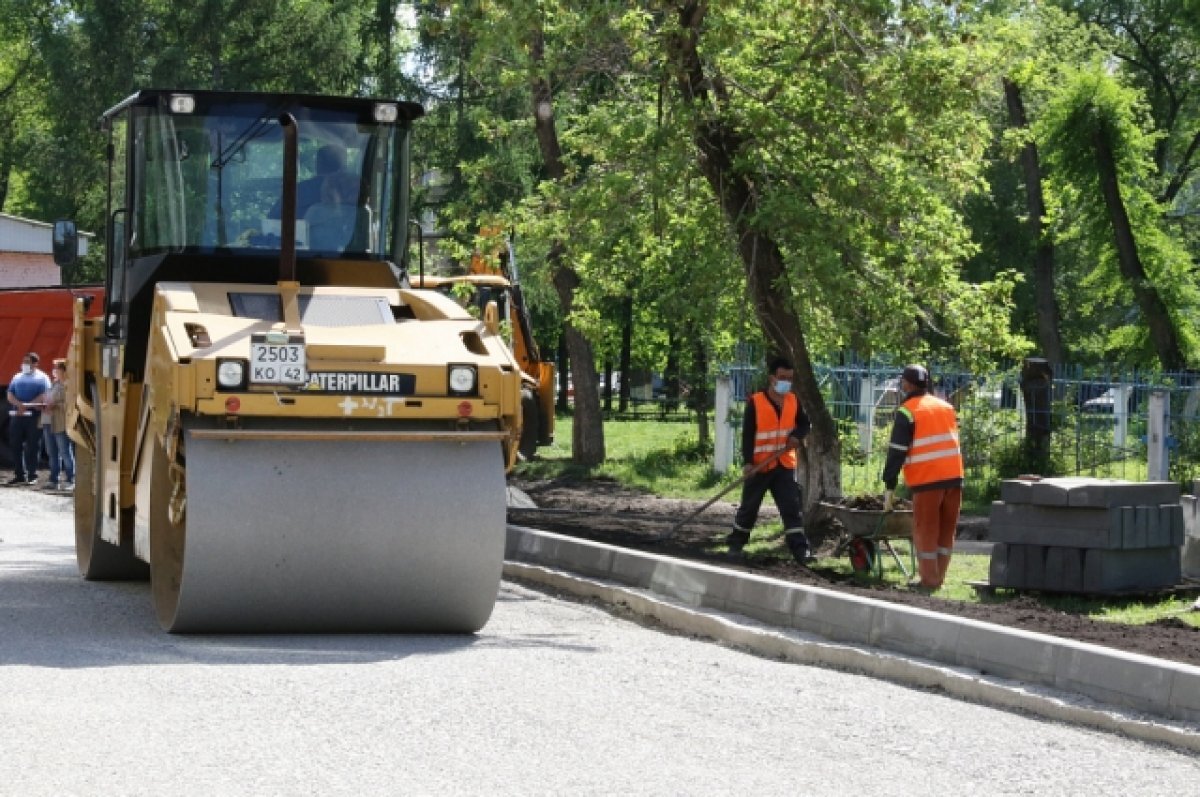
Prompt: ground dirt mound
<box><xmin>508</xmin><ymin>475</ymin><xmax>1200</xmax><ymax>668</ymax></box>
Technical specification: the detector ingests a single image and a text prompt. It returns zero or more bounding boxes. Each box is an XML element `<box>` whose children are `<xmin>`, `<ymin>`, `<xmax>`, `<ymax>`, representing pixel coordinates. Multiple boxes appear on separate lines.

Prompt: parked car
<box><xmin>1081</xmin><ymin>387</ymin><xmax>1138</xmax><ymax>414</ymax></box>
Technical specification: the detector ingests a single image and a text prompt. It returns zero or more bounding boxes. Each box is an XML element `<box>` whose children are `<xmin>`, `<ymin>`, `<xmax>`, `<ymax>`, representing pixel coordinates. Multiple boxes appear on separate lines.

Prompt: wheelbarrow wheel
<box><xmin>847</xmin><ymin>538</ymin><xmax>876</xmax><ymax>574</ymax></box>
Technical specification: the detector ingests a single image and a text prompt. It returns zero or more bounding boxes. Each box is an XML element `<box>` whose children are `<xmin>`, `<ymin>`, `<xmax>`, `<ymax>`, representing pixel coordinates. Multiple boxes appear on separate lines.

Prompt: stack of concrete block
<box><xmin>1183</xmin><ymin>479</ymin><xmax>1200</xmax><ymax>581</ymax></box>
<box><xmin>988</xmin><ymin>477</ymin><xmax>1184</xmax><ymax>593</ymax></box>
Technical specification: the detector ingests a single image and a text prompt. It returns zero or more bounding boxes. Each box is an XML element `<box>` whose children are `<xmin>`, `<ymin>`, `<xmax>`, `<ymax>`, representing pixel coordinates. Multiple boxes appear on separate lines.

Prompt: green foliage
<box><xmin>989</xmin><ymin>435</ymin><xmax>1067</xmax><ymax>485</ymax></box>
<box><xmin>1169</xmin><ymin>417</ymin><xmax>1200</xmax><ymax>490</ymax></box>
<box><xmin>1</xmin><ymin>0</ymin><xmax>1196</xmax><ymax>385</ymax></box>
<box><xmin>517</xmin><ymin>414</ymin><xmax>723</xmax><ymax>498</ymax></box>
<box><xmin>1037</xmin><ymin>64</ymin><xmax>1200</xmax><ymax>368</ymax></box>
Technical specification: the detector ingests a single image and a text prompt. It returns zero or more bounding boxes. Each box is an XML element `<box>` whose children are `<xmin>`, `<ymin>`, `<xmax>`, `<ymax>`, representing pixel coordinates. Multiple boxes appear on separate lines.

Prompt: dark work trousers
<box><xmin>8</xmin><ymin>414</ymin><xmax>41</xmax><ymax>480</ymax></box>
<box><xmin>733</xmin><ymin>465</ymin><xmax>804</xmax><ymax>532</ymax></box>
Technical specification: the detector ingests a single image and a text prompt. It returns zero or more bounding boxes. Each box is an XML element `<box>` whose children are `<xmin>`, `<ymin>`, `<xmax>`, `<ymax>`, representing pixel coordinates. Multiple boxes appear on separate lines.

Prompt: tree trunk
<box><xmin>619</xmin><ymin>293</ymin><xmax>632</xmax><ymax>413</ymax></box>
<box><xmin>0</xmin><ymin>159</ymin><xmax>10</xmax><ymax>210</ymax></box>
<box><xmin>603</xmin><ymin>359</ymin><xmax>614</xmax><ymax>412</ymax></box>
<box><xmin>669</xmin><ymin>1</ymin><xmax>840</xmax><ymax>509</ymax></box>
<box><xmin>556</xmin><ymin>334</ymin><xmax>569</xmax><ymax>412</ymax></box>
<box><xmin>1092</xmin><ymin>118</ymin><xmax>1187</xmax><ymax>372</ymax></box>
<box><xmin>665</xmin><ymin>334</ymin><xmax>680</xmax><ymax>413</ymax></box>
<box><xmin>1003</xmin><ymin>78</ymin><xmax>1064</xmax><ymax>366</ymax></box>
<box><xmin>692</xmin><ymin>334</ymin><xmax>710</xmax><ymax>449</ymax></box>
<box><xmin>529</xmin><ymin>24</ymin><xmax>604</xmax><ymax>464</ymax></box>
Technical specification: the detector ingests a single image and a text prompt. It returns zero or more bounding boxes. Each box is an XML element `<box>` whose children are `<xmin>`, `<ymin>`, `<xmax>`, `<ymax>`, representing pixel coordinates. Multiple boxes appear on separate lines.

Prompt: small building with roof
<box><xmin>0</xmin><ymin>212</ymin><xmax>92</xmax><ymax>288</ymax></box>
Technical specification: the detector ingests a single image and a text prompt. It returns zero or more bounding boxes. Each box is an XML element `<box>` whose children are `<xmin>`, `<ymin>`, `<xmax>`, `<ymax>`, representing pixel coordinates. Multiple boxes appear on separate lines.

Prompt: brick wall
<box><xmin>0</xmin><ymin>252</ymin><xmax>60</xmax><ymax>287</ymax></box>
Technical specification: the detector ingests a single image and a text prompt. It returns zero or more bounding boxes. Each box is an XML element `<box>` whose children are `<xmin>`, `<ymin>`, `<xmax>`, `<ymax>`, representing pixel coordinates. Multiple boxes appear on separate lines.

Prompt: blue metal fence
<box><xmin>717</xmin><ymin>356</ymin><xmax>1200</xmax><ymax>502</ymax></box>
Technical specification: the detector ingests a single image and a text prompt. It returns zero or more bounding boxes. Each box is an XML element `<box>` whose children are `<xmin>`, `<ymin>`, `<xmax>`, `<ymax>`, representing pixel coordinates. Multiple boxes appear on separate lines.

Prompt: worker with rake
<box><xmin>881</xmin><ymin>364</ymin><xmax>965</xmax><ymax>592</ymax></box>
<box><xmin>725</xmin><ymin>356</ymin><xmax>812</xmax><ymax>563</ymax></box>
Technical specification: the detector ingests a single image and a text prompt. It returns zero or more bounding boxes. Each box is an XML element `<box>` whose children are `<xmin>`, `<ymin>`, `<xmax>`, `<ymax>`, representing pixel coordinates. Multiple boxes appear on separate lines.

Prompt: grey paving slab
<box><xmin>1045</xmin><ymin>547</ymin><xmax>1064</xmax><ymax>591</ymax></box>
<box><xmin>1067</xmin><ymin>480</ymin><xmax>1181</xmax><ymax>508</ymax></box>
<box><xmin>1183</xmin><ymin>495</ymin><xmax>1200</xmax><ymax>581</ymax></box>
<box><xmin>1083</xmin><ymin>547</ymin><xmax>1182</xmax><ymax>593</ymax></box>
<box><xmin>988</xmin><ymin>542</ymin><xmax>1009</xmax><ymax>585</ymax></box>
<box><xmin>1166</xmin><ymin>504</ymin><xmax>1185</xmax><ymax>547</ymax></box>
<box><xmin>1008</xmin><ymin>543</ymin><xmax>1033</xmax><ymax>589</ymax></box>
<box><xmin>1061</xmin><ymin>547</ymin><xmax>1084</xmax><ymax>592</ymax></box>
<box><xmin>989</xmin><ymin>502</ymin><xmax>1122</xmax><ymax>548</ymax></box>
<box><xmin>1025</xmin><ymin>543</ymin><xmax>1047</xmax><ymax>589</ymax></box>
<box><xmin>999</xmin><ymin>477</ymin><xmax>1181</xmax><ymax>508</ymax></box>
<box><xmin>1125</xmin><ymin>506</ymin><xmax>1150</xmax><ymax>548</ymax></box>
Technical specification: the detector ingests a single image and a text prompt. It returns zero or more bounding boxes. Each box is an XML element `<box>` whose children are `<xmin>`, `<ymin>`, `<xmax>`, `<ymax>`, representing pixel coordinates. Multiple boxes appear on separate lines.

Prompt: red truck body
<box><xmin>1</xmin><ymin>285</ymin><xmax>104</xmax><ymax>464</ymax></box>
<box><xmin>1</xmin><ymin>285</ymin><xmax>104</xmax><ymax>384</ymax></box>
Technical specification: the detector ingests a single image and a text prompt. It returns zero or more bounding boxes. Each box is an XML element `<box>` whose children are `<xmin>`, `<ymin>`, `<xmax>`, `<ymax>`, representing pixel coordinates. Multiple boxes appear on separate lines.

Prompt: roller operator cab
<box><xmin>56</xmin><ymin>90</ymin><xmax>524</xmax><ymax>632</ymax></box>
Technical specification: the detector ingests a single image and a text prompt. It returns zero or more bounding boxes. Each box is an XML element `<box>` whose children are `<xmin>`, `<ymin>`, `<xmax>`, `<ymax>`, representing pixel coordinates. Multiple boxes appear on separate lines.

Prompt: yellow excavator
<box><xmin>53</xmin><ymin>90</ymin><xmax>524</xmax><ymax>632</ymax></box>
<box><xmin>415</xmin><ymin>230</ymin><xmax>555</xmax><ymax>460</ymax></box>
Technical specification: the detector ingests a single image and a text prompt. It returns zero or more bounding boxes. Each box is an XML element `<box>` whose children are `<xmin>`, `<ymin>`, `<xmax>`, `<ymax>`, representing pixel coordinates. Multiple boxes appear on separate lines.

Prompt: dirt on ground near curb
<box><xmin>508</xmin><ymin>475</ymin><xmax>1200</xmax><ymax>669</ymax></box>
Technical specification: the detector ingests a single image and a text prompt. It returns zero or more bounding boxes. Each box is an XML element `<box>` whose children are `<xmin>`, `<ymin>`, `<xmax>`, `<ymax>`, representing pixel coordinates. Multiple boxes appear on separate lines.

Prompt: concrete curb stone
<box><xmin>505</xmin><ymin>524</ymin><xmax>1200</xmax><ymax>752</ymax></box>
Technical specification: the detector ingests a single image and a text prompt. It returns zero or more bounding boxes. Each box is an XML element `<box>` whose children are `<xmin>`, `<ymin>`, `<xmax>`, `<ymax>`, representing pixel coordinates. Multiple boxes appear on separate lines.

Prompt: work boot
<box><xmin>785</xmin><ymin>530</ymin><xmax>813</xmax><ymax>565</ymax></box>
<box><xmin>725</xmin><ymin>529</ymin><xmax>750</xmax><ymax>557</ymax></box>
<box><xmin>907</xmin><ymin>579</ymin><xmax>938</xmax><ymax>595</ymax></box>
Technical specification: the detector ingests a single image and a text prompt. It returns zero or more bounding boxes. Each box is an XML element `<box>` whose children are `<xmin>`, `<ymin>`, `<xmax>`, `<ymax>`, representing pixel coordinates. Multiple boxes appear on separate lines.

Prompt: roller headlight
<box><xmin>217</xmin><ymin>359</ymin><xmax>246</xmax><ymax>389</ymax></box>
<box><xmin>169</xmin><ymin>93</ymin><xmax>196</xmax><ymax>114</ymax></box>
<box><xmin>448</xmin><ymin>365</ymin><xmax>476</xmax><ymax>395</ymax></box>
<box><xmin>374</xmin><ymin>102</ymin><xmax>399</xmax><ymax>123</ymax></box>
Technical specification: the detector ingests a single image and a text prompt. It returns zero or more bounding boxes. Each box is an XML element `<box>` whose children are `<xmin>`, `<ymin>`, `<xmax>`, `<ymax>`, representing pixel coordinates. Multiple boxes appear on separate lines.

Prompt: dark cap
<box><xmin>901</xmin><ymin>364</ymin><xmax>928</xmax><ymax>389</ymax></box>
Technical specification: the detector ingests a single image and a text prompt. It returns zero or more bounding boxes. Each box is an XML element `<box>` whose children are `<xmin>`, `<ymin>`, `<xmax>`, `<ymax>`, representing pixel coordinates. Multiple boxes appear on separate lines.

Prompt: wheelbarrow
<box><xmin>819</xmin><ymin>502</ymin><xmax>916</xmax><ymax>580</ymax></box>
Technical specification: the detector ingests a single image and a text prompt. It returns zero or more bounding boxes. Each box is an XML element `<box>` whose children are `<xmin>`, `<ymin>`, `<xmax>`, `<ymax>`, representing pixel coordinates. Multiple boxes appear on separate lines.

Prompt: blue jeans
<box><xmin>43</xmin><ymin>426</ymin><xmax>75</xmax><ymax>484</ymax></box>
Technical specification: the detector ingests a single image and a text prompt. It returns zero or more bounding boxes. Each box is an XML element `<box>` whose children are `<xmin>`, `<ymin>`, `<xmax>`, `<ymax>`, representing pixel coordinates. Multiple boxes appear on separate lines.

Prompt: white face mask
<box><xmin>773</xmin><ymin>379</ymin><xmax>792</xmax><ymax>394</ymax></box>
<box><xmin>20</xmin><ymin>364</ymin><xmax>32</xmax><ymax>375</ymax></box>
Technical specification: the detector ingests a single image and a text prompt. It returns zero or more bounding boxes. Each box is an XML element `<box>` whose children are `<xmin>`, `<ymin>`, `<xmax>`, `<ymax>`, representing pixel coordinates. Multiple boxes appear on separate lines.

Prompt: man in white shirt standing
<box><xmin>6</xmin><ymin>352</ymin><xmax>51</xmax><ymax>486</ymax></box>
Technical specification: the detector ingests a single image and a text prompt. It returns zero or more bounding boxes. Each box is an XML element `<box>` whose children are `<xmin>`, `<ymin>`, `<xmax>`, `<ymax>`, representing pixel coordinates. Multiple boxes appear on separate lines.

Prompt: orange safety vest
<box><xmin>899</xmin><ymin>393</ymin><xmax>964</xmax><ymax>488</ymax></box>
<box><xmin>751</xmin><ymin>392</ymin><xmax>798</xmax><ymax>471</ymax></box>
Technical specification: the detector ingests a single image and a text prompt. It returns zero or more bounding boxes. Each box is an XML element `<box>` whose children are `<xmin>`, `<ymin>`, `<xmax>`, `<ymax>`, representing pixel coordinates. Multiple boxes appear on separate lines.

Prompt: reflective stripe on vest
<box><xmin>751</xmin><ymin>392</ymin><xmax>797</xmax><ymax>471</ymax></box>
<box><xmin>900</xmin><ymin>394</ymin><xmax>963</xmax><ymax>487</ymax></box>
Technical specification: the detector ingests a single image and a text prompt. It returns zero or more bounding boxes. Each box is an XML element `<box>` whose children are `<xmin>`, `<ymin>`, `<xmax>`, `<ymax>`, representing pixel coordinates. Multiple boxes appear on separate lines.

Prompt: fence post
<box><xmin>1147</xmin><ymin>390</ymin><xmax>1169</xmax><ymax>481</ymax></box>
<box><xmin>715</xmin><ymin>375</ymin><xmax>732</xmax><ymax>474</ymax></box>
<box><xmin>858</xmin><ymin>376</ymin><xmax>875</xmax><ymax>456</ymax></box>
<box><xmin>1111</xmin><ymin>385</ymin><xmax>1133</xmax><ymax>450</ymax></box>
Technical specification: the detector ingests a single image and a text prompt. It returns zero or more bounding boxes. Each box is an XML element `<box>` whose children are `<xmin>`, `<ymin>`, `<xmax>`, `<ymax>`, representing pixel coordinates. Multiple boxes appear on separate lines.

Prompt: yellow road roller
<box><xmin>53</xmin><ymin>90</ymin><xmax>523</xmax><ymax>632</ymax></box>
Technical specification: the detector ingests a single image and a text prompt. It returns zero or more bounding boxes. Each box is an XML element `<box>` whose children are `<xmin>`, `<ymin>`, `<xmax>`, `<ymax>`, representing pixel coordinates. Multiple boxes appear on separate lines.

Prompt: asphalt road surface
<box><xmin>1</xmin><ymin>485</ymin><xmax>1198</xmax><ymax>796</ymax></box>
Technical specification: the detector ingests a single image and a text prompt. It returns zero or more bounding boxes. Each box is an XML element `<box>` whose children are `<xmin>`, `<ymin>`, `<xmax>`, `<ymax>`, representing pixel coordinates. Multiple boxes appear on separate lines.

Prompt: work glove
<box><xmin>883</xmin><ymin>490</ymin><xmax>895</xmax><ymax>512</ymax></box>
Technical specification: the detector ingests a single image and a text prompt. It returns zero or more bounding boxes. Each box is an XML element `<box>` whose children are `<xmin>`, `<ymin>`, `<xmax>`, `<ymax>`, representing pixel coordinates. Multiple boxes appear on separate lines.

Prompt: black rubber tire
<box><xmin>518</xmin><ymin>386</ymin><xmax>538</xmax><ymax>461</ymax></box>
<box><xmin>75</xmin><ymin>381</ymin><xmax>149</xmax><ymax>581</ymax></box>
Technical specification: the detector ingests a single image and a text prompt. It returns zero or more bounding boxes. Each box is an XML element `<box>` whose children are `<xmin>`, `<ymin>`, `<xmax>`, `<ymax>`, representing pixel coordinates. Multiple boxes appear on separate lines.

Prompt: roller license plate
<box><xmin>249</xmin><ymin>335</ymin><xmax>307</xmax><ymax>386</ymax></box>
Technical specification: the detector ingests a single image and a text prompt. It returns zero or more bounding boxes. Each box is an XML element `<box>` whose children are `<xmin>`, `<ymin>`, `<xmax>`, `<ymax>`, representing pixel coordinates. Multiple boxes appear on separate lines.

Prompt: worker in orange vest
<box><xmin>882</xmin><ymin>364</ymin><xmax>964</xmax><ymax>591</ymax></box>
<box><xmin>725</xmin><ymin>356</ymin><xmax>812</xmax><ymax>562</ymax></box>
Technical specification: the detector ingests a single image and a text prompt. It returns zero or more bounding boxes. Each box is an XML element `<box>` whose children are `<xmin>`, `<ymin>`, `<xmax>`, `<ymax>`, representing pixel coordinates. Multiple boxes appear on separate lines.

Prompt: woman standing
<box><xmin>41</xmin><ymin>359</ymin><xmax>75</xmax><ymax>491</ymax></box>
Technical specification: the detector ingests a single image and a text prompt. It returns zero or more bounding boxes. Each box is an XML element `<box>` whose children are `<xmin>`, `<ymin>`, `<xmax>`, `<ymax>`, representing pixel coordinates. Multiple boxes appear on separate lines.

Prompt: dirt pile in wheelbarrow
<box><xmin>508</xmin><ymin>475</ymin><xmax>1200</xmax><ymax>668</ymax></box>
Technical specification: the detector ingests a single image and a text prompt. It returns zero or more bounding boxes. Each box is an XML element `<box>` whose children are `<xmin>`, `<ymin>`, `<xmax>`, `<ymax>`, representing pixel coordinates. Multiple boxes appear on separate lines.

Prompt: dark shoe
<box><xmin>907</xmin><ymin>579</ymin><xmax>938</xmax><ymax>594</ymax></box>
<box><xmin>725</xmin><ymin>529</ymin><xmax>750</xmax><ymax>556</ymax></box>
<box><xmin>25</xmin><ymin>477</ymin><xmax>38</xmax><ymax>486</ymax></box>
<box><xmin>4</xmin><ymin>476</ymin><xmax>25</xmax><ymax>487</ymax></box>
<box><xmin>785</xmin><ymin>531</ymin><xmax>812</xmax><ymax>565</ymax></box>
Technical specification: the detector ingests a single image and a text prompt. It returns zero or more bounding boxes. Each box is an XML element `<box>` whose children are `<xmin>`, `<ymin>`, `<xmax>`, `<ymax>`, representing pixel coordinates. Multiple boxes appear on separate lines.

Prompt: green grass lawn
<box><xmin>517</xmin><ymin>414</ymin><xmax>1200</xmax><ymax>630</ymax></box>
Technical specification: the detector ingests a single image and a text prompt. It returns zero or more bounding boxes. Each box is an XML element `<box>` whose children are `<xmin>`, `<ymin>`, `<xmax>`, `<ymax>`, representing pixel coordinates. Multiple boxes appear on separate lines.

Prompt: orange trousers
<box><xmin>911</xmin><ymin>487</ymin><xmax>961</xmax><ymax>589</ymax></box>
